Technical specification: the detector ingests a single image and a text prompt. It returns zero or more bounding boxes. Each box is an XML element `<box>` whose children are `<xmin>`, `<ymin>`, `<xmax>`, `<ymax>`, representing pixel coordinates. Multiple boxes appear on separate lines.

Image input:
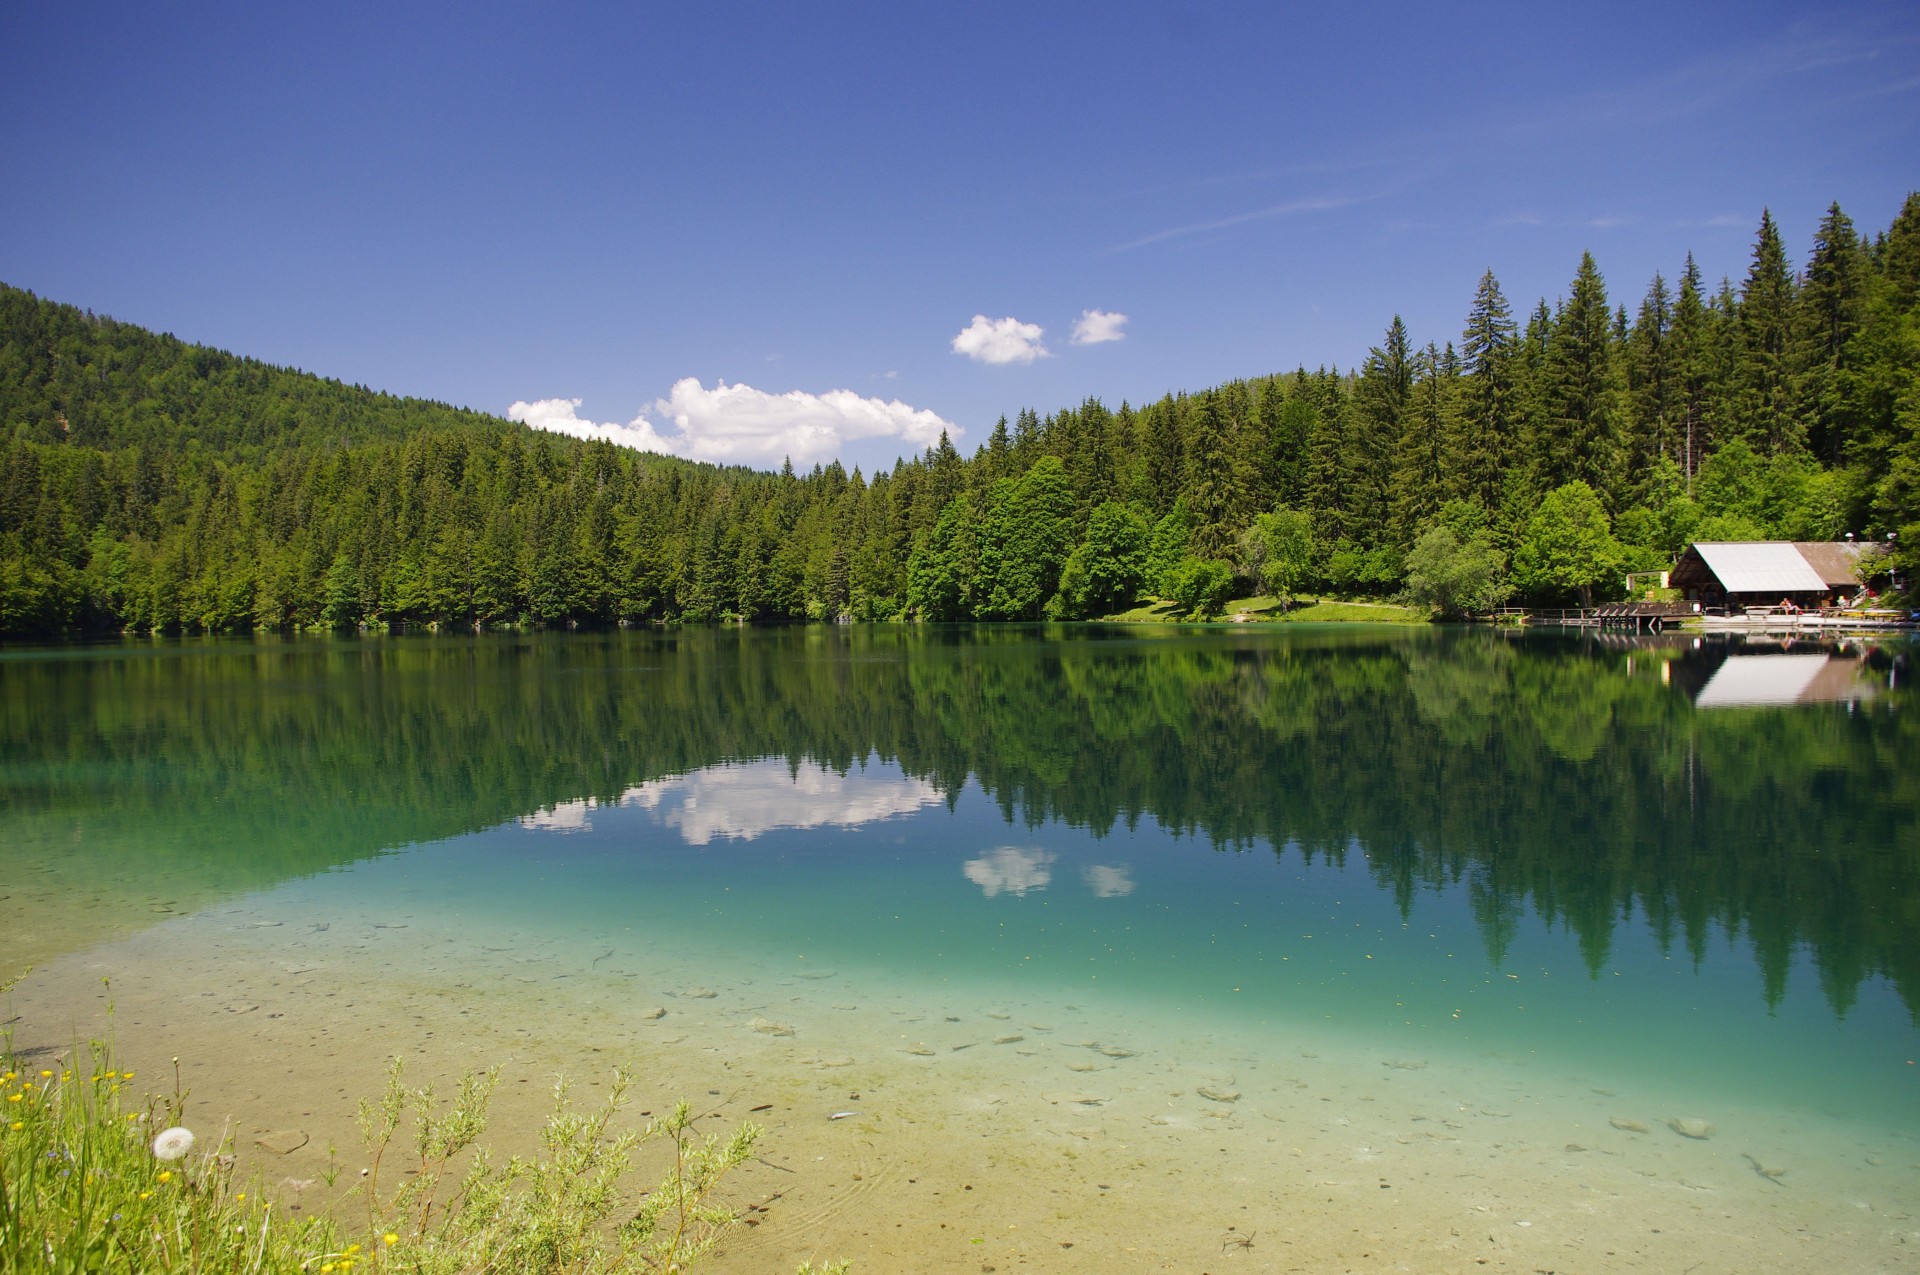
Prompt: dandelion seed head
<box><xmin>151</xmin><ymin>1127</ymin><xmax>194</xmax><ymax>1161</ymax></box>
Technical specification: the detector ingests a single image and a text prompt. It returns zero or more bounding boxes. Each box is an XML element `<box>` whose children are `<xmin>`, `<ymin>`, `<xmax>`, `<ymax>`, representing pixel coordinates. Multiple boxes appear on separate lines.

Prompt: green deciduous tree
<box><xmin>1513</xmin><ymin>481</ymin><xmax>1624</xmax><ymax>607</ymax></box>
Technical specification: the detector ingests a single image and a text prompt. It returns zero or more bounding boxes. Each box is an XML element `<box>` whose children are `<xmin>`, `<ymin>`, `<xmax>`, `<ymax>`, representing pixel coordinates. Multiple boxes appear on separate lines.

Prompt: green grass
<box><xmin>1266</xmin><ymin>599</ymin><xmax>1427</xmax><ymax>624</ymax></box>
<box><xmin>0</xmin><ymin>1033</ymin><xmax>846</xmax><ymax>1275</ymax></box>
<box><xmin>1099</xmin><ymin>595</ymin><xmax>1430</xmax><ymax>624</ymax></box>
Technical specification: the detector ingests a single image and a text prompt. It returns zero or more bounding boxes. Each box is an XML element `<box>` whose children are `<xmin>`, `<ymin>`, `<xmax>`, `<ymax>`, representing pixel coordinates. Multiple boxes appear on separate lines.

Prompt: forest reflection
<box><xmin>1</xmin><ymin>626</ymin><xmax>1913</xmax><ymax>1018</ymax></box>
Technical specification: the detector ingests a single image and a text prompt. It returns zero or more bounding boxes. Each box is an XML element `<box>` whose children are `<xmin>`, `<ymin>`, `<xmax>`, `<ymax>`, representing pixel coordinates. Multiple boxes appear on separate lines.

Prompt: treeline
<box><xmin>3</xmin><ymin>194</ymin><xmax>1917</xmax><ymax>634</ymax></box>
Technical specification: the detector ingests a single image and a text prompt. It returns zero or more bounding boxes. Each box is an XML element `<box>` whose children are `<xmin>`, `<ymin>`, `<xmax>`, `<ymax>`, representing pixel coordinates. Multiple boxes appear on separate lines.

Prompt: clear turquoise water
<box><xmin>4</xmin><ymin>625</ymin><xmax>1917</xmax><ymax>1135</ymax></box>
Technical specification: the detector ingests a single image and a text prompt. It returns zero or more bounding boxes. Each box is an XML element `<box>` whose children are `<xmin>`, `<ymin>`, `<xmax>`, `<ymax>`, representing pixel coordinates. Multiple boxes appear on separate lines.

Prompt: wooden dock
<box><xmin>1507</xmin><ymin>605</ymin><xmax>1916</xmax><ymax>633</ymax></box>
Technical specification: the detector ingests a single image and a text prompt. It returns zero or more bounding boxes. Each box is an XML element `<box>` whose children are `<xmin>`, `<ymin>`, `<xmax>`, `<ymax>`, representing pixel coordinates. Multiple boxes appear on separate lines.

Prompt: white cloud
<box><xmin>1082</xmin><ymin>864</ymin><xmax>1134</xmax><ymax>898</ymax></box>
<box><xmin>1070</xmin><ymin>309</ymin><xmax>1128</xmax><ymax>345</ymax></box>
<box><xmin>508</xmin><ymin>379</ymin><xmax>956</xmax><ymax>468</ymax></box>
<box><xmin>951</xmin><ymin>314</ymin><xmax>1048</xmax><ymax>365</ymax></box>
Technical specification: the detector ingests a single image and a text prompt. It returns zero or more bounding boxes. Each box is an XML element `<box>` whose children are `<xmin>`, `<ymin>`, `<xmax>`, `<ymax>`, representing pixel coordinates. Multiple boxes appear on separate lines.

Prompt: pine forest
<box><xmin>2</xmin><ymin>197</ymin><xmax>1917</xmax><ymax>637</ymax></box>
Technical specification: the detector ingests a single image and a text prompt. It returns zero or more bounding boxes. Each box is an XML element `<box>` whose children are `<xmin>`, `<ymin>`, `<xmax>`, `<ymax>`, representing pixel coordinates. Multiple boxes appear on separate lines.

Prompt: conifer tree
<box><xmin>1181</xmin><ymin>389</ymin><xmax>1248</xmax><ymax>559</ymax></box>
<box><xmin>1449</xmin><ymin>271</ymin><xmax>1517</xmax><ymax>513</ymax></box>
<box><xmin>1535</xmin><ymin>254</ymin><xmax>1622</xmax><ymax>504</ymax></box>
<box><xmin>1346</xmin><ymin>318</ymin><xmax>1412</xmax><ymax>546</ymax></box>
<box><xmin>1736</xmin><ymin>210</ymin><xmax>1805</xmax><ymax>454</ymax></box>
<box><xmin>1624</xmin><ymin>273</ymin><xmax>1673</xmax><ymax>491</ymax></box>
<box><xmin>1797</xmin><ymin>203</ymin><xmax>1867</xmax><ymax>465</ymax></box>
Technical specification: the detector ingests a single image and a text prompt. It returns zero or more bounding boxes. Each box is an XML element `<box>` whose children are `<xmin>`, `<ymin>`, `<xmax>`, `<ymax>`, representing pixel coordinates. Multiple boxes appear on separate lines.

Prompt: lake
<box><xmin>3</xmin><ymin>625</ymin><xmax>1916</xmax><ymax>1272</ymax></box>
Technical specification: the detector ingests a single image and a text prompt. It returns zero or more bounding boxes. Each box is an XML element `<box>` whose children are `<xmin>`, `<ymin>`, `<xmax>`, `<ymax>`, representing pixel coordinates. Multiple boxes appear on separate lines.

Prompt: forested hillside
<box><xmin>3</xmin><ymin>196</ymin><xmax>1917</xmax><ymax>635</ymax></box>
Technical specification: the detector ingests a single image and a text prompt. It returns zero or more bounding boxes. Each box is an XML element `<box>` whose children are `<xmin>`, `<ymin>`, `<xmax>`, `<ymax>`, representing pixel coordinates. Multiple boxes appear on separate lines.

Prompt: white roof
<box><xmin>1691</xmin><ymin>542</ymin><xmax>1830</xmax><ymax>594</ymax></box>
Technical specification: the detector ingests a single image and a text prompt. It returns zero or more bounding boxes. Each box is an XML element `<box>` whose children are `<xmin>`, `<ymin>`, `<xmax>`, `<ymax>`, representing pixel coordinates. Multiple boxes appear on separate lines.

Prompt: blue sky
<box><xmin>3</xmin><ymin>1</ymin><xmax>1916</xmax><ymax>474</ymax></box>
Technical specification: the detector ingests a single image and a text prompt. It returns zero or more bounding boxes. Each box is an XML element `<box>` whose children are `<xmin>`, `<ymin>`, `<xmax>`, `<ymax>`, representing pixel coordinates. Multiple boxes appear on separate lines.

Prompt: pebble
<box><xmin>1667</xmin><ymin>1117</ymin><xmax>1715</xmax><ymax>1140</ymax></box>
<box><xmin>639</xmin><ymin>1007</ymin><xmax>667</xmax><ymax>1021</ymax></box>
<box><xmin>1609</xmin><ymin>1117</ymin><xmax>1650</xmax><ymax>1134</ymax></box>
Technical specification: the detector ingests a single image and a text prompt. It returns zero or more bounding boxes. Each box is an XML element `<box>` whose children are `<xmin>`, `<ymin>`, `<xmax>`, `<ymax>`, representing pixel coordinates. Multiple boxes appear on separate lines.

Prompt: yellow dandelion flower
<box><xmin>346</xmin><ymin>1244</ymin><xmax>361</xmax><ymax>1255</ymax></box>
<box><xmin>157</xmin><ymin>1171</ymin><xmax>172</xmax><ymax>1183</ymax></box>
<box><xmin>6</xmin><ymin>1094</ymin><xmax>20</xmax><ymax>1103</ymax></box>
<box><xmin>139</xmin><ymin>1191</ymin><xmax>153</xmax><ymax>1200</ymax></box>
<box><xmin>320</xmin><ymin>1265</ymin><xmax>334</xmax><ymax>1274</ymax></box>
<box><xmin>39</xmin><ymin>1070</ymin><xmax>52</xmax><ymax>1078</ymax></box>
<box><xmin>235</xmin><ymin>1193</ymin><xmax>245</xmax><ymax>1202</ymax></box>
<box><xmin>383</xmin><ymin>1233</ymin><xmax>398</xmax><ymax>1245</ymax></box>
<box><xmin>9</xmin><ymin>1121</ymin><xmax>22</xmax><ymax>1131</ymax></box>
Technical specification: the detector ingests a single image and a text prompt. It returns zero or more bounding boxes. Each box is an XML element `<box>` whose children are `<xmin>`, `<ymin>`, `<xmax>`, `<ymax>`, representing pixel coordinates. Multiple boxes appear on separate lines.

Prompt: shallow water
<box><xmin>5</xmin><ymin>626</ymin><xmax>1918</xmax><ymax>1271</ymax></box>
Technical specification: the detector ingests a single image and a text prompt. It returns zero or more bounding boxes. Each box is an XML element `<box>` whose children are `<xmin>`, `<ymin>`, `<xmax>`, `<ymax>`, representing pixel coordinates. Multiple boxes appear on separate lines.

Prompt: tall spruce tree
<box><xmin>1535</xmin><ymin>254</ymin><xmax>1623</xmax><ymax>505</ymax></box>
<box><xmin>1797</xmin><ymin>203</ymin><xmax>1867</xmax><ymax>466</ymax></box>
<box><xmin>1624</xmin><ymin>273</ymin><xmax>1673</xmax><ymax>494</ymax></box>
<box><xmin>1346</xmin><ymin>318</ymin><xmax>1412</xmax><ymax>546</ymax></box>
<box><xmin>1736</xmin><ymin>209</ymin><xmax>1805</xmax><ymax>454</ymax></box>
<box><xmin>1448</xmin><ymin>271</ymin><xmax>1518</xmax><ymax>513</ymax></box>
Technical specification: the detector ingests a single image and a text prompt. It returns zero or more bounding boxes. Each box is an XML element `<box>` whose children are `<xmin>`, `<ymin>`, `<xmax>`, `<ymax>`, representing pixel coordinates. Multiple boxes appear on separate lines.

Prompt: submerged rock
<box><xmin>254</xmin><ymin>1129</ymin><xmax>309</xmax><ymax>1155</ymax></box>
<box><xmin>1609</xmin><ymin>1116</ymin><xmax>1650</xmax><ymax>1134</ymax></box>
<box><xmin>1667</xmin><ymin>1117</ymin><xmax>1716</xmax><ymax>1140</ymax></box>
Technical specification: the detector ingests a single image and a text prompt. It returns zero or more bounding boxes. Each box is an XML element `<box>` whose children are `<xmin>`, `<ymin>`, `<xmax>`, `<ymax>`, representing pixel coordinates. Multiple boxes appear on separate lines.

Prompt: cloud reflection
<box><xmin>964</xmin><ymin>846</ymin><xmax>1055</xmax><ymax>897</ymax></box>
<box><xmin>1082</xmin><ymin>864</ymin><xmax>1135</xmax><ymax>897</ymax></box>
<box><xmin>517</xmin><ymin>758</ymin><xmax>943</xmax><ymax>845</ymax></box>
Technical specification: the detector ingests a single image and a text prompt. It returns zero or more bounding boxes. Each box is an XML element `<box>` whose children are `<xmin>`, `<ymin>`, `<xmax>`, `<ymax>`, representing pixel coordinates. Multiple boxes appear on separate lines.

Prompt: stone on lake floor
<box><xmin>1198</xmin><ymin>1087</ymin><xmax>1242</xmax><ymax>1103</ymax></box>
<box><xmin>1609</xmin><ymin>1116</ymin><xmax>1650</xmax><ymax>1134</ymax></box>
<box><xmin>254</xmin><ymin>1129</ymin><xmax>309</xmax><ymax>1155</ymax></box>
<box><xmin>749</xmin><ymin>1016</ymin><xmax>795</xmax><ymax>1037</ymax></box>
<box><xmin>639</xmin><ymin>1006</ymin><xmax>667</xmax><ymax>1020</ymax></box>
<box><xmin>684</xmin><ymin>986</ymin><xmax>719</xmax><ymax>999</ymax></box>
<box><xmin>1667</xmin><ymin>1116</ymin><xmax>1716</xmax><ymax>1140</ymax></box>
<box><xmin>993</xmin><ymin>1034</ymin><xmax>1025</xmax><ymax>1045</ymax></box>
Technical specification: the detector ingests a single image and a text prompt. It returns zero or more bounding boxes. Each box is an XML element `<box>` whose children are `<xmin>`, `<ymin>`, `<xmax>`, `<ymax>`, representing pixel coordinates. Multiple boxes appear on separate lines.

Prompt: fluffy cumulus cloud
<box><xmin>1070</xmin><ymin>309</ymin><xmax>1128</xmax><ymax>345</ymax></box>
<box><xmin>951</xmin><ymin>314</ymin><xmax>1048</xmax><ymax>365</ymax></box>
<box><xmin>508</xmin><ymin>380</ymin><xmax>956</xmax><ymax>468</ymax></box>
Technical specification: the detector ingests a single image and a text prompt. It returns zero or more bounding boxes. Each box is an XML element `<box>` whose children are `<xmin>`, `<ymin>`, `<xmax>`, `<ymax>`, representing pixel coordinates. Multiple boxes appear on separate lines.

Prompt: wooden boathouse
<box><xmin>1669</xmin><ymin>541</ymin><xmax>1866</xmax><ymax>612</ymax></box>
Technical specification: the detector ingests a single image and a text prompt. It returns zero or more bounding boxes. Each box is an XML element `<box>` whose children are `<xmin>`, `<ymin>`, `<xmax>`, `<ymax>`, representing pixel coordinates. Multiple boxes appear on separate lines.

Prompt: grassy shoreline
<box><xmin>0</xmin><ymin>1032</ymin><xmax>844</xmax><ymax>1275</ymax></box>
<box><xmin>1103</xmin><ymin>594</ymin><xmax>1429</xmax><ymax>624</ymax></box>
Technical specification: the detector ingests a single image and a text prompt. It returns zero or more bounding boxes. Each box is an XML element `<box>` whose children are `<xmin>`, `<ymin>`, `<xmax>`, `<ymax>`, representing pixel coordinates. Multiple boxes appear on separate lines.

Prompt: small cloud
<box><xmin>1070</xmin><ymin>309</ymin><xmax>1128</xmax><ymax>346</ymax></box>
<box><xmin>1082</xmin><ymin>864</ymin><xmax>1134</xmax><ymax>898</ymax></box>
<box><xmin>963</xmin><ymin>846</ymin><xmax>1055</xmax><ymax>897</ymax></box>
<box><xmin>952</xmin><ymin>314</ymin><xmax>1048</xmax><ymax>365</ymax></box>
<box><xmin>508</xmin><ymin>381</ymin><xmax>957</xmax><ymax>468</ymax></box>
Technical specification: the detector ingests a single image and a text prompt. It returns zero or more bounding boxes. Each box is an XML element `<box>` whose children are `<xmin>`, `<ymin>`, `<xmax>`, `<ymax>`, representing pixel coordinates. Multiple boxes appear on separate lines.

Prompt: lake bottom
<box><xmin>12</xmin><ymin>802</ymin><xmax>1919</xmax><ymax>1275</ymax></box>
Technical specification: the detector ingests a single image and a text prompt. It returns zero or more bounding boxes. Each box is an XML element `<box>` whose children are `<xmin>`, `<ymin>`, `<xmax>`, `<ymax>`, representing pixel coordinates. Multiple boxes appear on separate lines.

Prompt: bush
<box><xmin>1168</xmin><ymin>557</ymin><xmax>1235</xmax><ymax>618</ymax></box>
